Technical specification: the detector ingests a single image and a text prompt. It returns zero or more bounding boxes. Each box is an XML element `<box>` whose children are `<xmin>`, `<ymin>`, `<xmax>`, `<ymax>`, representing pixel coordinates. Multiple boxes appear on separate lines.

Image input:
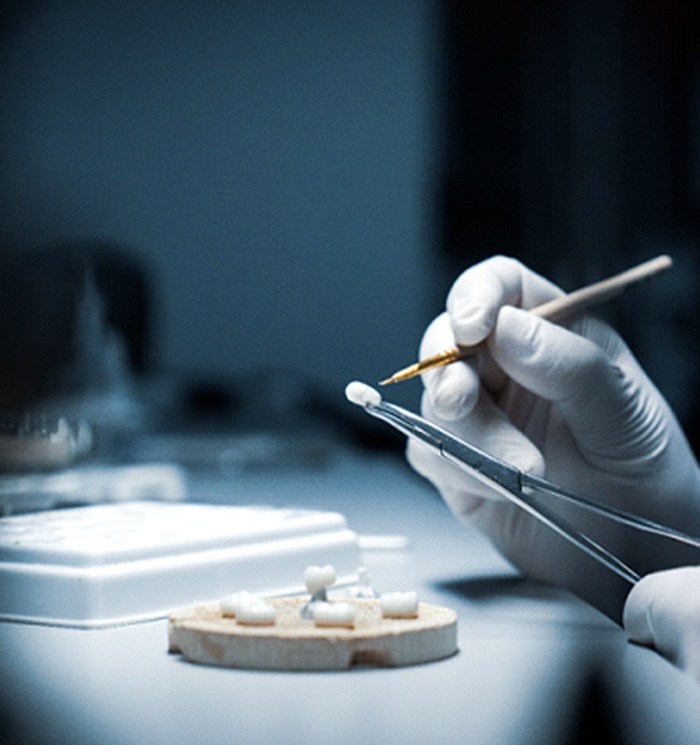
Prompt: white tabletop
<box><xmin>1</xmin><ymin>452</ymin><xmax>699</xmax><ymax>744</ymax></box>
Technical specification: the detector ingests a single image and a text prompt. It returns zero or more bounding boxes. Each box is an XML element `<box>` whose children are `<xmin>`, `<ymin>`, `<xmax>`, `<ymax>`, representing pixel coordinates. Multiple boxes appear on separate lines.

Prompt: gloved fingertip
<box><xmin>432</xmin><ymin>382</ymin><xmax>473</xmax><ymax>422</ymax></box>
<box><xmin>429</xmin><ymin>368</ymin><xmax>477</xmax><ymax>421</ymax></box>
<box><xmin>450</xmin><ymin>305</ymin><xmax>494</xmax><ymax>347</ymax></box>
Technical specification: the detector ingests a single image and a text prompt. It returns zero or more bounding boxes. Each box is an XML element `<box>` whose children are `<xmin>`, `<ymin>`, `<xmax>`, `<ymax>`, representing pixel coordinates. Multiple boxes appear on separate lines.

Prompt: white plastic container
<box><xmin>0</xmin><ymin>501</ymin><xmax>360</xmax><ymax>628</ymax></box>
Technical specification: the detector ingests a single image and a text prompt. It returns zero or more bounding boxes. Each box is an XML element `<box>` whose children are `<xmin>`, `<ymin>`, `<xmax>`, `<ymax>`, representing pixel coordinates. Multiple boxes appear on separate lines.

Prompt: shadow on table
<box><xmin>436</xmin><ymin>574</ymin><xmax>566</xmax><ymax>603</ymax></box>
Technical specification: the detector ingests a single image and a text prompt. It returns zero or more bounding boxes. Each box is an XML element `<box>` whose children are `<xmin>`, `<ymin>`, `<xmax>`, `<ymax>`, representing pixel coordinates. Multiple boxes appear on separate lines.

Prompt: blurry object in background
<box><xmin>0</xmin><ymin>243</ymin><xmax>151</xmax><ymax>409</ymax></box>
<box><xmin>0</xmin><ymin>414</ymin><xmax>91</xmax><ymax>473</ymax></box>
<box><xmin>47</xmin><ymin>267</ymin><xmax>139</xmax><ymax>421</ymax></box>
<box><xmin>0</xmin><ymin>462</ymin><xmax>186</xmax><ymax>516</ymax></box>
<box><xmin>55</xmin><ymin>268</ymin><xmax>133</xmax><ymax>393</ymax></box>
<box><xmin>126</xmin><ymin>429</ymin><xmax>331</xmax><ymax>474</ymax></box>
<box><xmin>0</xmin><ymin>242</ymin><xmax>154</xmax><ymax>464</ymax></box>
<box><xmin>30</xmin><ymin>243</ymin><xmax>154</xmax><ymax>437</ymax></box>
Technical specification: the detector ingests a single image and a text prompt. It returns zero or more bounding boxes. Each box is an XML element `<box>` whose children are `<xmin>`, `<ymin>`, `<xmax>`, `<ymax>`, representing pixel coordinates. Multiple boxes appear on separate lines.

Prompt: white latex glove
<box><xmin>407</xmin><ymin>256</ymin><xmax>700</xmax><ymax>620</ymax></box>
<box><xmin>624</xmin><ymin>566</ymin><xmax>700</xmax><ymax>680</ymax></box>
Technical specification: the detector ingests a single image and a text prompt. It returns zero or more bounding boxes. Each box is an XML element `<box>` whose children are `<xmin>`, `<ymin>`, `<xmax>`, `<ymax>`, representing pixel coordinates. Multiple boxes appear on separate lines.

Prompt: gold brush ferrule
<box><xmin>379</xmin><ymin>347</ymin><xmax>464</xmax><ymax>385</ymax></box>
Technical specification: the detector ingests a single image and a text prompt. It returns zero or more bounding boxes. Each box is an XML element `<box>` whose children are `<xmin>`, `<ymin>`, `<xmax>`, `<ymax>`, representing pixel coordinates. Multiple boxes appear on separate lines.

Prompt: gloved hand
<box><xmin>407</xmin><ymin>256</ymin><xmax>700</xmax><ymax>620</ymax></box>
<box><xmin>623</xmin><ymin>566</ymin><xmax>700</xmax><ymax>680</ymax></box>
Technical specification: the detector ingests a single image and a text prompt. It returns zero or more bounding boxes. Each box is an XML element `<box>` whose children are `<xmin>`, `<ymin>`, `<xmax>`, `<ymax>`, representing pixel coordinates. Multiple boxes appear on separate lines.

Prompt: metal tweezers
<box><xmin>363</xmin><ymin>396</ymin><xmax>700</xmax><ymax>585</ymax></box>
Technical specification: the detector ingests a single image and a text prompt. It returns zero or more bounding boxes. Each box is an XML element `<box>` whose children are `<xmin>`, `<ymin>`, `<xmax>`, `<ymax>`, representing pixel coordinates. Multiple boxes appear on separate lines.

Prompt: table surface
<box><xmin>1</xmin><ymin>451</ymin><xmax>699</xmax><ymax>745</ymax></box>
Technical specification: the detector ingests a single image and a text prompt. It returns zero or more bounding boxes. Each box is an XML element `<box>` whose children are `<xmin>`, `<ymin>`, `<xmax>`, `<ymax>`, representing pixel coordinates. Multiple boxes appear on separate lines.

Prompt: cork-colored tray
<box><xmin>168</xmin><ymin>597</ymin><xmax>458</xmax><ymax>670</ymax></box>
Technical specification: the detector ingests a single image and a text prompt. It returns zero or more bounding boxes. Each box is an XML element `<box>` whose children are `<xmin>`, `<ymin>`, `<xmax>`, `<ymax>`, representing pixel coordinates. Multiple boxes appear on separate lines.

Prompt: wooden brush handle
<box><xmin>528</xmin><ymin>254</ymin><xmax>672</xmax><ymax>323</ymax></box>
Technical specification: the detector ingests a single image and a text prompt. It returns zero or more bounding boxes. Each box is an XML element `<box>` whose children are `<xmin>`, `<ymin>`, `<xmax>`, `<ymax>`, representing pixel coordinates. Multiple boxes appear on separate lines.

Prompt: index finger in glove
<box><xmin>418</xmin><ymin>312</ymin><xmax>480</xmax><ymax>421</ymax></box>
<box><xmin>447</xmin><ymin>256</ymin><xmax>563</xmax><ymax>347</ymax></box>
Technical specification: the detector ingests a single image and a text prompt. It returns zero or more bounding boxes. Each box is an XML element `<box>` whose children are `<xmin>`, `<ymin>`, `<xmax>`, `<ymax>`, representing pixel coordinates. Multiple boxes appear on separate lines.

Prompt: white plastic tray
<box><xmin>0</xmin><ymin>501</ymin><xmax>360</xmax><ymax>628</ymax></box>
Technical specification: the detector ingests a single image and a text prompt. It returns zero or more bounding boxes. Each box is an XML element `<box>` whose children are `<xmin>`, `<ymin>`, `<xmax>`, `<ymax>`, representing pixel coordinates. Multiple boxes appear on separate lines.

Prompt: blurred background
<box><xmin>0</xmin><ymin>0</ymin><xmax>697</xmax><ymax>471</ymax></box>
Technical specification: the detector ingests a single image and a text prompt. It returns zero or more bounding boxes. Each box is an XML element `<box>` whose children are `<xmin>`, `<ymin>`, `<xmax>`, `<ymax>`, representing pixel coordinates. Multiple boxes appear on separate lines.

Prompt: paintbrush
<box><xmin>380</xmin><ymin>254</ymin><xmax>672</xmax><ymax>385</ymax></box>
